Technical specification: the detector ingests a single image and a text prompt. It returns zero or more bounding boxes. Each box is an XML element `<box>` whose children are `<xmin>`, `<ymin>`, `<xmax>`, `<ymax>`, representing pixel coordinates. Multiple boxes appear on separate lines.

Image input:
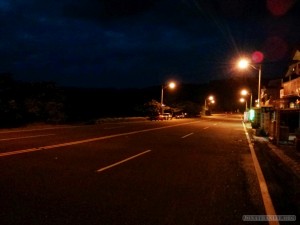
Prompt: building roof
<box><xmin>293</xmin><ymin>50</ymin><xmax>300</xmax><ymax>61</ymax></box>
<box><xmin>285</xmin><ymin>50</ymin><xmax>300</xmax><ymax>77</ymax></box>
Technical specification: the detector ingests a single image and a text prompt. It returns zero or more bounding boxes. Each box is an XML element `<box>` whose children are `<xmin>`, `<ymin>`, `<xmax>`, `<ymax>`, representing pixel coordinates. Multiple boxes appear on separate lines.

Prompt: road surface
<box><xmin>0</xmin><ymin>114</ymin><xmax>270</xmax><ymax>225</ymax></box>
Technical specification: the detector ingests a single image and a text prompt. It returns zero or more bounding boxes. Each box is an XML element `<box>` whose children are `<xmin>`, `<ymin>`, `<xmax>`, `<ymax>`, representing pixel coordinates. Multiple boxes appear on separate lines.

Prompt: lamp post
<box><xmin>240</xmin><ymin>98</ymin><xmax>247</xmax><ymax>111</ymax></box>
<box><xmin>238</xmin><ymin>59</ymin><xmax>262</xmax><ymax>107</ymax></box>
<box><xmin>161</xmin><ymin>82</ymin><xmax>176</xmax><ymax>114</ymax></box>
<box><xmin>241</xmin><ymin>89</ymin><xmax>252</xmax><ymax>110</ymax></box>
<box><xmin>204</xmin><ymin>95</ymin><xmax>214</xmax><ymax>110</ymax></box>
<box><xmin>204</xmin><ymin>95</ymin><xmax>214</xmax><ymax>115</ymax></box>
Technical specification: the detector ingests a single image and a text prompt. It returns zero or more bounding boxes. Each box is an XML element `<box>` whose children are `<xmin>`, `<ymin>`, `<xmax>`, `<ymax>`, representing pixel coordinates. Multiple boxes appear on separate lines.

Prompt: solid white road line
<box><xmin>0</xmin><ymin>126</ymin><xmax>83</xmax><ymax>134</ymax></box>
<box><xmin>0</xmin><ymin>134</ymin><xmax>55</xmax><ymax>141</ymax></box>
<box><xmin>242</xmin><ymin>122</ymin><xmax>279</xmax><ymax>225</ymax></box>
<box><xmin>0</xmin><ymin>121</ymin><xmax>200</xmax><ymax>158</ymax></box>
<box><xmin>96</xmin><ymin>150</ymin><xmax>151</xmax><ymax>173</ymax></box>
<box><xmin>181</xmin><ymin>133</ymin><xmax>194</xmax><ymax>139</ymax></box>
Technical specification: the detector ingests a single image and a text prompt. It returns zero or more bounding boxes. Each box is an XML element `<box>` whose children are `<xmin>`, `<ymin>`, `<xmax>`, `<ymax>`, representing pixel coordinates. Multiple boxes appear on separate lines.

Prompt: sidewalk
<box><xmin>244</xmin><ymin>122</ymin><xmax>300</xmax><ymax>180</ymax></box>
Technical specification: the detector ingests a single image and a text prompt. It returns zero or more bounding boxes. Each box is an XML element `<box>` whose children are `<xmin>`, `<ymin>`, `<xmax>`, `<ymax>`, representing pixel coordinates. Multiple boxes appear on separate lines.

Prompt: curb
<box><xmin>266</xmin><ymin>142</ymin><xmax>300</xmax><ymax>180</ymax></box>
<box><xmin>245</xmin><ymin>122</ymin><xmax>300</xmax><ymax>181</ymax></box>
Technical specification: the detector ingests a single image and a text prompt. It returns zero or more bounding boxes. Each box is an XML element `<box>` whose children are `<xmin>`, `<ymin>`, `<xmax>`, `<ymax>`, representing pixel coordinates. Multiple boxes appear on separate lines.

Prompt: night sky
<box><xmin>1</xmin><ymin>0</ymin><xmax>299</xmax><ymax>88</ymax></box>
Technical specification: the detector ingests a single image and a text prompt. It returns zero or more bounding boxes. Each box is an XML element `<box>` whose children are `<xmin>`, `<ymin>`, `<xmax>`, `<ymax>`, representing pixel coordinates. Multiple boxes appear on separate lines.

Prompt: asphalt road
<box><xmin>0</xmin><ymin>114</ymin><xmax>268</xmax><ymax>225</ymax></box>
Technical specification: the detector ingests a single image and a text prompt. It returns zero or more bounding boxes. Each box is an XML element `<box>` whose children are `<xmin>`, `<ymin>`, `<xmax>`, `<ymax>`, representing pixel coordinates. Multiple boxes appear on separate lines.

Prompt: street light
<box><xmin>238</xmin><ymin>59</ymin><xmax>249</xmax><ymax>69</ymax></box>
<box><xmin>237</xmin><ymin>58</ymin><xmax>262</xmax><ymax>107</ymax></box>
<box><xmin>239</xmin><ymin>97</ymin><xmax>247</xmax><ymax>111</ymax></box>
<box><xmin>240</xmin><ymin>89</ymin><xmax>252</xmax><ymax>110</ymax></box>
<box><xmin>204</xmin><ymin>95</ymin><xmax>214</xmax><ymax>110</ymax></box>
<box><xmin>204</xmin><ymin>95</ymin><xmax>215</xmax><ymax>115</ymax></box>
<box><xmin>161</xmin><ymin>81</ymin><xmax>176</xmax><ymax>114</ymax></box>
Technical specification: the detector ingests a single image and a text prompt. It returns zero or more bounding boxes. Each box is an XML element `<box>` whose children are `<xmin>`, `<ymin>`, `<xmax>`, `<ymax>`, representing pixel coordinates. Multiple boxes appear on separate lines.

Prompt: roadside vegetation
<box><xmin>0</xmin><ymin>73</ymin><xmax>259</xmax><ymax>128</ymax></box>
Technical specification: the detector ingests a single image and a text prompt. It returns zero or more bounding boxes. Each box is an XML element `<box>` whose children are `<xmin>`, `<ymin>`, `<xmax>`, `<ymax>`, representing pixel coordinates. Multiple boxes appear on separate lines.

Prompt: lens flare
<box><xmin>267</xmin><ymin>0</ymin><xmax>295</xmax><ymax>16</ymax></box>
<box><xmin>252</xmin><ymin>51</ymin><xmax>264</xmax><ymax>63</ymax></box>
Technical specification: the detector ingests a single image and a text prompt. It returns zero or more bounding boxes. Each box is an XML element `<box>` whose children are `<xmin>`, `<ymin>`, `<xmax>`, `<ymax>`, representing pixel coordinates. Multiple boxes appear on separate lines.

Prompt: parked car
<box><xmin>149</xmin><ymin>113</ymin><xmax>172</xmax><ymax>121</ymax></box>
<box><xmin>162</xmin><ymin>113</ymin><xmax>172</xmax><ymax>120</ymax></box>
<box><xmin>175</xmin><ymin>113</ymin><xmax>186</xmax><ymax>119</ymax></box>
<box><xmin>149</xmin><ymin>114</ymin><xmax>164</xmax><ymax>121</ymax></box>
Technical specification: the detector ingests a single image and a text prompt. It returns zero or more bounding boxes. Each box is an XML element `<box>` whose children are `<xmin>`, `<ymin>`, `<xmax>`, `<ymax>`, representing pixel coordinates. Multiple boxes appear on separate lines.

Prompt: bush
<box><xmin>256</xmin><ymin>128</ymin><xmax>267</xmax><ymax>137</ymax></box>
<box><xmin>251</xmin><ymin>122</ymin><xmax>260</xmax><ymax>129</ymax></box>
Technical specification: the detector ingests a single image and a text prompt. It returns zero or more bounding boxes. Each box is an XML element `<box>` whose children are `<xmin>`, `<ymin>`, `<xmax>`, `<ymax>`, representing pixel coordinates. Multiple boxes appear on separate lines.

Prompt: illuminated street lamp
<box><xmin>204</xmin><ymin>95</ymin><xmax>214</xmax><ymax>110</ymax></box>
<box><xmin>240</xmin><ymin>89</ymin><xmax>248</xmax><ymax>96</ymax></box>
<box><xmin>203</xmin><ymin>95</ymin><xmax>215</xmax><ymax>115</ymax></box>
<box><xmin>238</xmin><ymin>59</ymin><xmax>249</xmax><ymax>69</ymax></box>
<box><xmin>239</xmin><ymin>97</ymin><xmax>247</xmax><ymax>111</ymax></box>
<box><xmin>240</xmin><ymin>89</ymin><xmax>252</xmax><ymax>110</ymax></box>
<box><xmin>237</xmin><ymin>58</ymin><xmax>262</xmax><ymax>107</ymax></box>
<box><xmin>161</xmin><ymin>81</ymin><xmax>176</xmax><ymax>114</ymax></box>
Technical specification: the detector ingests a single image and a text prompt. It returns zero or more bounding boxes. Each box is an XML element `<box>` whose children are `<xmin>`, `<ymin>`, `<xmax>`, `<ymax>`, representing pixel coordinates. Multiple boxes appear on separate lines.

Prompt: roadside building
<box><xmin>268</xmin><ymin>50</ymin><xmax>300</xmax><ymax>146</ymax></box>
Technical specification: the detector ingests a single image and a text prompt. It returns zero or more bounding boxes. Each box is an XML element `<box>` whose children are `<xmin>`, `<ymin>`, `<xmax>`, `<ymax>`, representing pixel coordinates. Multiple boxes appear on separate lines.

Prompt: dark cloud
<box><xmin>0</xmin><ymin>0</ymin><xmax>299</xmax><ymax>88</ymax></box>
<box><xmin>62</xmin><ymin>0</ymin><xmax>160</xmax><ymax>21</ymax></box>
